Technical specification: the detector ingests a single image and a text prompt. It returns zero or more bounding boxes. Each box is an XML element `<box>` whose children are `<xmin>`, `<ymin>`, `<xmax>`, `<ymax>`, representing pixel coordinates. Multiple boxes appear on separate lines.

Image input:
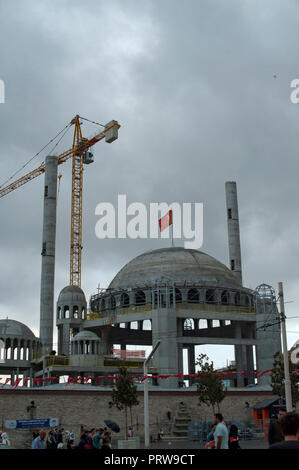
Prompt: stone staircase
<box><xmin>170</xmin><ymin>403</ymin><xmax>192</xmax><ymax>438</ymax></box>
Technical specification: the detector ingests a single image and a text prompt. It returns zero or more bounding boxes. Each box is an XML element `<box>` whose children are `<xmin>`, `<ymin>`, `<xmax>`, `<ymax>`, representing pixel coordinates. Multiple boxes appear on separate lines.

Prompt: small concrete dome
<box><xmin>72</xmin><ymin>330</ymin><xmax>100</xmax><ymax>342</ymax></box>
<box><xmin>109</xmin><ymin>247</ymin><xmax>242</xmax><ymax>290</ymax></box>
<box><xmin>58</xmin><ymin>285</ymin><xmax>86</xmax><ymax>303</ymax></box>
<box><xmin>0</xmin><ymin>319</ymin><xmax>36</xmax><ymax>339</ymax></box>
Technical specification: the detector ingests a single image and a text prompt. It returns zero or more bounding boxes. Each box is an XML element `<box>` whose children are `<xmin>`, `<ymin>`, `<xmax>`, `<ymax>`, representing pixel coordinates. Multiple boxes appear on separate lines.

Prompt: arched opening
<box><xmin>81</xmin><ymin>307</ymin><xmax>85</xmax><ymax>319</ymax></box>
<box><xmin>221</xmin><ymin>290</ymin><xmax>229</xmax><ymax>305</ymax></box>
<box><xmin>206</xmin><ymin>289</ymin><xmax>215</xmax><ymax>303</ymax></box>
<box><xmin>121</xmin><ymin>293</ymin><xmax>130</xmax><ymax>307</ymax></box>
<box><xmin>143</xmin><ymin>320</ymin><xmax>152</xmax><ymax>331</ymax></box>
<box><xmin>73</xmin><ymin>306</ymin><xmax>79</xmax><ymax>319</ymax></box>
<box><xmin>175</xmin><ymin>288</ymin><xmax>182</xmax><ymax>304</ymax></box>
<box><xmin>245</xmin><ymin>295</ymin><xmax>250</xmax><ymax>306</ymax></box>
<box><xmin>188</xmin><ymin>288</ymin><xmax>199</xmax><ymax>303</ymax></box>
<box><xmin>131</xmin><ymin>322</ymin><xmax>138</xmax><ymax>330</ymax></box>
<box><xmin>64</xmin><ymin>306</ymin><xmax>70</xmax><ymax>319</ymax></box>
<box><xmin>184</xmin><ymin>319</ymin><xmax>194</xmax><ymax>330</ymax></box>
<box><xmin>135</xmin><ymin>290</ymin><xmax>146</xmax><ymax>305</ymax></box>
<box><xmin>235</xmin><ymin>292</ymin><xmax>241</xmax><ymax>306</ymax></box>
<box><xmin>111</xmin><ymin>296</ymin><xmax>116</xmax><ymax>309</ymax></box>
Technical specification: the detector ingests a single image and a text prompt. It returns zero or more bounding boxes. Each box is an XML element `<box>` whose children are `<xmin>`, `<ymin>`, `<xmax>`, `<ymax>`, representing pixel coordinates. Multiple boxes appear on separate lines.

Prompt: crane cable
<box><xmin>0</xmin><ymin>122</ymin><xmax>72</xmax><ymax>190</ymax></box>
<box><xmin>78</xmin><ymin>116</ymin><xmax>106</xmax><ymax>128</ymax></box>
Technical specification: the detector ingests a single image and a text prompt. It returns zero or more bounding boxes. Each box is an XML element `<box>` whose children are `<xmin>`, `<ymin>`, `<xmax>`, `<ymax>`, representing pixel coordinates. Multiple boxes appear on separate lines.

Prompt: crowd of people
<box><xmin>31</xmin><ymin>427</ymin><xmax>113</xmax><ymax>450</ymax></box>
<box><xmin>204</xmin><ymin>408</ymin><xmax>299</xmax><ymax>449</ymax></box>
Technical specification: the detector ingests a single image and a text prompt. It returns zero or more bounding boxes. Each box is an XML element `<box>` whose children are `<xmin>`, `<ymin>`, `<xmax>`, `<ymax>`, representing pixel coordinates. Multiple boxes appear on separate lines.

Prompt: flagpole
<box><xmin>171</xmin><ymin>222</ymin><xmax>174</xmax><ymax>247</ymax></box>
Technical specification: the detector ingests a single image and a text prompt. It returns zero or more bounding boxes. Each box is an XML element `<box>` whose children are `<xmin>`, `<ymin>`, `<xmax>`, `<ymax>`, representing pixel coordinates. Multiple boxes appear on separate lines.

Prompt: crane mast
<box><xmin>70</xmin><ymin>115</ymin><xmax>84</xmax><ymax>287</ymax></box>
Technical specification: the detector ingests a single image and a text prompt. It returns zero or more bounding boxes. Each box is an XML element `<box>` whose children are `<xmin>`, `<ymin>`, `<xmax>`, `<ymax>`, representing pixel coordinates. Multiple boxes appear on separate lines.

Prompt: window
<box><xmin>228</xmin><ymin>208</ymin><xmax>232</xmax><ymax>219</ymax></box>
<box><xmin>135</xmin><ymin>290</ymin><xmax>146</xmax><ymax>305</ymax></box>
<box><xmin>206</xmin><ymin>289</ymin><xmax>215</xmax><ymax>303</ymax></box>
<box><xmin>188</xmin><ymin>289</ymin><xmax>199</xmax><ymax>303</ymax></box>
<box><xmin>121</xmin><ymin>293</ymin><xmax>130</xmax><ymax>307</ymax></box>
<box><xmin>175</xmin><ymin>288</ymin><xmax>182</xmax><ymax>303</ymax></box>
<box><xmin>231</xmin><ymin>259</ymin><xmax>235</xmax><ymax>271</ymax></box>
<box><xmin>221</xmin><ymin>290</ymin><xmax>229</xmax><ymax>304</ymax></box>
<box><xmin>184</xmin><ymin>319</ymin><xmax>194</xmax><ymax>330</ymax></box>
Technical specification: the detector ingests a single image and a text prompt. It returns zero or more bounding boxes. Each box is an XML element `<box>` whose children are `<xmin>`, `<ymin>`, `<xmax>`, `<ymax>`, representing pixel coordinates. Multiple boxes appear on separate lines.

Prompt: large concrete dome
<box><xmin>0</xmin><ymin>319</ymin><xmax>36</xmax><ymax>339</ymax></box>
<box><xmin>108</xmin><ymin>247</ymin><xmax>242</xmax><ymax>290</ymax></box>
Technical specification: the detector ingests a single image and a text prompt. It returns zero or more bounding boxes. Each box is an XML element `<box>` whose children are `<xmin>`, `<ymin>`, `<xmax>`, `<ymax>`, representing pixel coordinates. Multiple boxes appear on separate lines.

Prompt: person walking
<box><xmin>204</xmin><ymin>425</ymin><xmax>216</xmax><ymax>449</ymax></box>
<box><xmin>93</xmin><ymin>429</ymin><xmax>102</xmax><ymax>449</ymax></box>
<box><xmin>32</xmin><ymin>430</ymin><xmax>46</xmax><ymax>449</ymax></box>
<box><xmin>74</xmin><ymin>432</ymin><xmax>93</xmax><ymax>449</ymax></box>
<box><xmin>46</xmin><ymin>430</ymin><xmax>57</xmax><ymax>449</ymax></box>
<box><xmin>213</xmin><ymin>414</ymin><xmax>229</xmax><ymax>449</ymax></box>
<box><xmin>268</xmin><ymin>407</ymin><xmax>286</xmax><ymax>445</ymax></box>
<box><xmin>228</xmin><ymin>424</ymin><xmax>240</xmax><ymax>449</ymax></box>
<box><xmin>66</xmin><ymin>430</ymin><xmax>75</xmax><ymax>449</ymax></box>
<box><xmin>270</xmin><ymin>413</ymin><xmax>299</xmax><ymax>449</ymax></box>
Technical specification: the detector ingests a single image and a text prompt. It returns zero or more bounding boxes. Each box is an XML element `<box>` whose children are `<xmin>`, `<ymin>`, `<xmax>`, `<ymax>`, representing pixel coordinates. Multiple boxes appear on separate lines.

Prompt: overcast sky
<box><xmin>0</xmin><ymin>0</ymin><xmax>299</xmax><ymax>368</ymax></box>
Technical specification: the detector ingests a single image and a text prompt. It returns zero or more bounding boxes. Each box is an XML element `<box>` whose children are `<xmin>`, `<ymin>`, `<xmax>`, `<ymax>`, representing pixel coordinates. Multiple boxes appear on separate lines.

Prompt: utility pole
<box><xmin>278</xmin><ymin>282</ymin><xmax>293</xmax><ymax>411</ymax></box>
<box><xmin>144</xmin><ymin>341</ymin><xmax>161</xmax><ymax>448</ymax></box>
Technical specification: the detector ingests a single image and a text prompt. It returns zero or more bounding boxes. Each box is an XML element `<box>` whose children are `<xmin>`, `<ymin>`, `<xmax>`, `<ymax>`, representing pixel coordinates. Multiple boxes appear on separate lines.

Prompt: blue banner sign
<box><xmin>5</xmin><ymin>418</ymin><xmax>59</xmax><ymax>429</ymax></box>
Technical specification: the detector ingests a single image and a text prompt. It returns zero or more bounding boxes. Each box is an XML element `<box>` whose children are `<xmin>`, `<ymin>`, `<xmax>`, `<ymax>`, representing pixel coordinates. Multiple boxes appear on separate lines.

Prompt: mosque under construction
<box><xmin>0</xmin><ymin>159</ymin><xmax>284</xmax><ymax>390</ymax></box>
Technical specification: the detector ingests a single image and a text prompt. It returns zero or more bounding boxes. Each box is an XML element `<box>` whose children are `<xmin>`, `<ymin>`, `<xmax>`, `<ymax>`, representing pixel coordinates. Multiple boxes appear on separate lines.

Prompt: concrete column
<box><xmin>138</xmin><ymin>321</ymin><xmax>143</xmax><ymax>330</ymax></box>
<box><xmin>17</xmin><ymin>340</ymin><xmax>21</xmax><ymax>361</ymax></box>
<box><xmin>207</xmin><ymin>319</ymin><xmax>213</xmax><ymax>328</ymax></box>
<box><xmin>39</xmin><ymin>155</ymin><xmax>58</xmax><ymax>354</ymax></box>
<box><xmin>177</xmin><ymin>344</ymin><xmax>183</xmax><ymax>375</ymax></box>
<box><xmin>234</xmin><ymin>323</ymin><xmax>244</xmax><ymax>387</ymax></box>
<box><xmin>187</xmin><ymin>345</ymin><xmax>196</xmax><ymax>385</ymax></box>
<box><xmin>225</xmin><ymin>181</ymin><xmax>243</xmax><ymax>284</ymax></box>
<box><xmin>152</xmin><ymin>308</ymin><xmax>179</xmax><ymax>388</ymax></box>
<box><xmin>246</xmin><ymin>345</ymin><xmax>255</xmax><ymax>385</ymax></box>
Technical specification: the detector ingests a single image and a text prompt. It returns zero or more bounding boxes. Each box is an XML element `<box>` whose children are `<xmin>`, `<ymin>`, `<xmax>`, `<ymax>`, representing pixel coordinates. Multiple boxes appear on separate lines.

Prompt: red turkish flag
<box><xmin>159</xmin><ymin>209</ymin><xmax>173</xmax><ymax>232</ymax></box>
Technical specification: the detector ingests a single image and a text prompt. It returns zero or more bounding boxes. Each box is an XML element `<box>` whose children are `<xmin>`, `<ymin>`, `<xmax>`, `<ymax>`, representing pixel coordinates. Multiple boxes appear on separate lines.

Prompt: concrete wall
<box><xmin>0</xmin><ymin>388</ymin><xmax>278</xmax><ymax>449</ymax></box>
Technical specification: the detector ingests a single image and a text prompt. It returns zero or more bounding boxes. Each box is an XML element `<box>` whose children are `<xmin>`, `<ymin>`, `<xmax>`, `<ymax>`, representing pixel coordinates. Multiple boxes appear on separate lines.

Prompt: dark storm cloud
<box><xmin>0</xmin><ymin>0</ymin><xmax>299</xmax><ymax>359</ymax></box>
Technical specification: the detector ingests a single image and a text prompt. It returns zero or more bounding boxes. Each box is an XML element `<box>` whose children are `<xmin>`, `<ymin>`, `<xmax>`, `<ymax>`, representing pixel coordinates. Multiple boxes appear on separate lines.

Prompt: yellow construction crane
<box><xmin>0</xmin><ymin>114</ymin><xmax>120</xmax><ymax>287</ymax></box>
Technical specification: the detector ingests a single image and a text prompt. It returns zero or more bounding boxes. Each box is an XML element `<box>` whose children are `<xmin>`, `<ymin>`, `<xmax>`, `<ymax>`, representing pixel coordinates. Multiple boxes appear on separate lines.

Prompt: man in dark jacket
<box><xmin>268</xmin><ymin>407</ymin><xmax>287</xmax><ymax>445</ymax></box>
<box><xmin>270</xmin><ymin>413</ymin><xmax>299</xmax><ymax>449</ymax></box>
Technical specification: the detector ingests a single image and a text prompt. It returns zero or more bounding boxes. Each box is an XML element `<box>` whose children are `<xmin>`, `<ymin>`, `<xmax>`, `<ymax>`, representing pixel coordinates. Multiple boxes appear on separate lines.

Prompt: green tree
<box><xmin>270</xmin><ymin>352</ymin><xmax>299</xmax><ymax>407</ymax></box>
<box><xmin>110</xmin><ymin>362</ymin><xmax>140</xmax><ymax>439</ymax></box>
<box><xmin>196</xmin><ymin>353</ymin><xmax>226</xmax><ymax>414</ymax></box>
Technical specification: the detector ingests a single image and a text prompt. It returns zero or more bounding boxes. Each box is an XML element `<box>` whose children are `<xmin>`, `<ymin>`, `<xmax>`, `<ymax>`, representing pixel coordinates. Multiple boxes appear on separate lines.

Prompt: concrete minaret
<box><xmin>39</xmin><ymin>155</ymin><xmax>58</xmax><ymax>354</ymax></box>
<box><xmin>225</xmin><ymin>181</ymin><xmax>243</xmax><ymax>284</ymax></box>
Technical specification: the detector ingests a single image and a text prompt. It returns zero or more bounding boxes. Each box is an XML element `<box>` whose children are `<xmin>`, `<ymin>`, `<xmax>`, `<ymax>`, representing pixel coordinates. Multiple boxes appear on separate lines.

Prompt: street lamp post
<box><xmin>278</xmin><ymin>282</ymin><xmax>293</xmax><ymax>411</ymax></box>
<box><xmin>144</xmin><ymin>341</ymin><xmax>161</xmax><ymax>448</ymax></box>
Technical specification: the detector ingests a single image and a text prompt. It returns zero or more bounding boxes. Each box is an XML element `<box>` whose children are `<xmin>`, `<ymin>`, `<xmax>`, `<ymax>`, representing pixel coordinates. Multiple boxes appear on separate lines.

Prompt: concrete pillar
<box><xmin>234</xmin><ymin>323</ymin><xmax>244</xmax><ymax>387</ymax></box>
<box><xmin>17</xmin><ymin>340</ymin><xmax>21</xmax><ymax>361</ymax></box>
<box><xmin>177</xmin><ymin>344</ymin><xmax>183</xmax><ymax>375</ymax></box>
<box><xmin>138</xmin><ymin>321</ymin><xmax>143</xmax><ymax>330</ymax></box>
<box><xmin>39</xmin><ymin>155</ymin><xmax>58</xmax><ymax>354</ymax></box>
<box><xmin>207</xmin><ymin>319</ymin><xmax>213</xmax><ymax>328</ymax></box>
<box><xmin>187</xmin><ymin>345</ymin><xmax>196</xmax><ymax>385</ymax></box>
<box><xmin>225</xmin><ymin>181</ymin><xmax>243</xmax><ymax>284</ymax></box>
<box><xmin>246</xmin><ymin>345</ymin><xmax>255</xmax><ymax>385</ymax></box>
<box><xmin>152</xmin><ymin>308</ymin><xmax>178</xmax><ymax>388</ymax></box>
